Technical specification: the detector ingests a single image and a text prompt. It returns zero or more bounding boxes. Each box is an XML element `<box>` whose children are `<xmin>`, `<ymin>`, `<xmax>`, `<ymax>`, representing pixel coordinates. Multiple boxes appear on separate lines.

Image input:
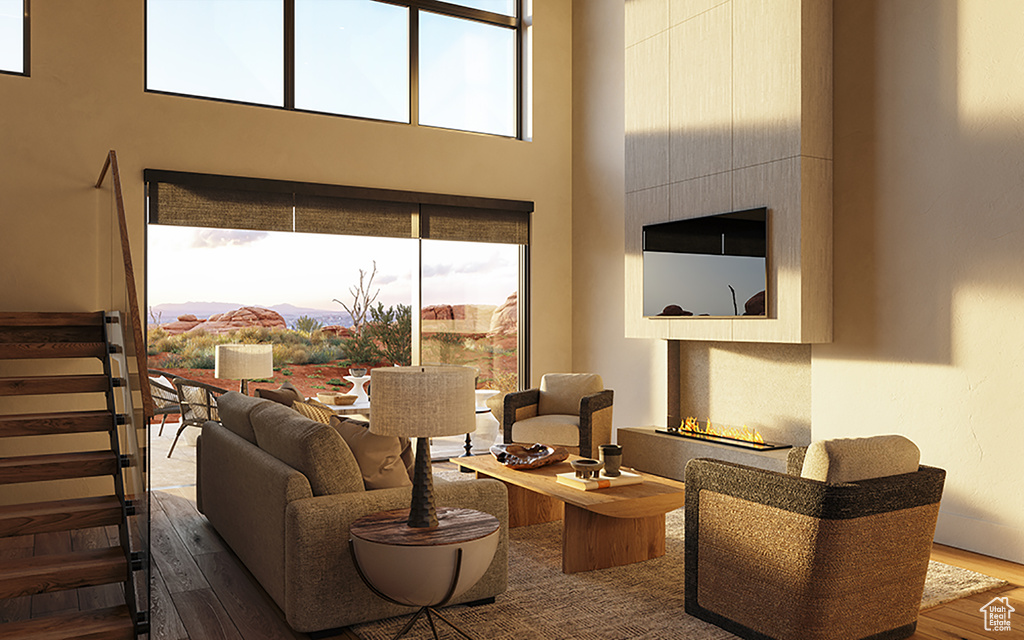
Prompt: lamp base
<box><xmin>409</xmin><ymin>437</ymin><xmax>437</xmax><ymax>528</ymax></box>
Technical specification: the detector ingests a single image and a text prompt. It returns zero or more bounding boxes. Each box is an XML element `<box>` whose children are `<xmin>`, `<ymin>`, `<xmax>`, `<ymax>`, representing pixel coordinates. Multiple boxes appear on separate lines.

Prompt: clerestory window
<box><xmin>145</xmin><ymin>0</ymin><xmax>528</xmax><ymax>138</ymax></box>
<box><xmin>0</xmin><ymin>0</ymin><xmax>28</xmax><ymax>76</ymax></box>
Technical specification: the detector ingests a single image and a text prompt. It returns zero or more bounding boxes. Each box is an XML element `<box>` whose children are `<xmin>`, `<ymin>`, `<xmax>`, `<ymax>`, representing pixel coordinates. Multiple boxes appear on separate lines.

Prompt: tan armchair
<box><xmin>501</xmin><ymin>373</ymin><xmax>613</xmax><ymax>458</ymax></box>
<box><xmin>684</xmin><ymin>435</ymin><xmax>946</xmax><ymax>640</ymax></box>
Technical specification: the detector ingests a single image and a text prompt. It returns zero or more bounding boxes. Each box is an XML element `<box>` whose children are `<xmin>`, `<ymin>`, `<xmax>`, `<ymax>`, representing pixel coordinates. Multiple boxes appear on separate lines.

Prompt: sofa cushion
<box><xmin>256</xmin><ymin>381</ymin><xmax>304</xmax><ymax>407</ymax></box>
<box><xmin>800</xmin><ymin>435</ymin><xmax>920</xmax><ymax>483</ymax></box>
<box><xmin>215</xmin><ymin>391</ymin><xmax>264</xmax><ymax>444</ymax></box>
<box><xmin>330</xmin><ymin>416</ymin><xmax>413</xmax><ymax>490</ymax></box>
<box><xmin>538</xmin><ymin>373</ymin><xmax>603</xmax><ymax>416</ymax></box>
<box><xmin>250</xmin><ymin>400</ymin><xmax>364</xmax><ymax>496</ymax></box>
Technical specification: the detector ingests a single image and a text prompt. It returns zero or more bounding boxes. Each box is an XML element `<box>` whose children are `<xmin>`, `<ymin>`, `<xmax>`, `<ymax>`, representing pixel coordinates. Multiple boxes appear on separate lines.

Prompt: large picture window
<box><xmin>146</xmin><ymin>0</ymin><xmax>527</xmax><ymax>138</ymax></box>
<box><xmin>144</xmin><ymin>171</ymin><xmax>530</xmax><ymax>403</ymax></box>
<box><xmin>0</xmin><ymin>0</ymin><xmax>27</xmax><ymax>76</ymax></box>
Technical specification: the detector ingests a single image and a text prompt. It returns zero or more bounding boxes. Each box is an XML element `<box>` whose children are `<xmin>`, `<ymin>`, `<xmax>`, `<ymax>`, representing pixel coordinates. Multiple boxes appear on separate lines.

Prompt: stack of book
<box><xmin>555</xmin><ymin>469</ymin><xmax>644</xmax><ymax>491</ymax></box>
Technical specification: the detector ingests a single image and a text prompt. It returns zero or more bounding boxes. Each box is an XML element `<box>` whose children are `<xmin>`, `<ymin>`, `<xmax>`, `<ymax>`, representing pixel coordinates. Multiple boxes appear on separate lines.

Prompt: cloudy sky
<box><xmin>147</xmin><ymin>226</ymin><xmax>518</xmax><ymax>312</ymax></box>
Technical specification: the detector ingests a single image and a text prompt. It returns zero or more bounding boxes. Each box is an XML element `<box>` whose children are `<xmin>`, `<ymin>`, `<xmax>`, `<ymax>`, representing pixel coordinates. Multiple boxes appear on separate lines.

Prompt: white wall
<box><xmin>814</xmin><ymin>0</ymin><xmax>1024</xmax><ymax>563</ymax></box>
<box><xmin>572</xmin><ymin>0</ymin><xmax>663</xmax><ymax>433</ymax></box>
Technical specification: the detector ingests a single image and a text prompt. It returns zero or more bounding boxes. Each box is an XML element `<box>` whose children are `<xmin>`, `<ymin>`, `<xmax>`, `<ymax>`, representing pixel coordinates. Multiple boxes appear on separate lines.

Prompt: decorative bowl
<box><xmin>570</xmin><ymin>458</ymin><xmax>604</xmax><ymax>480</ymax></box>
<box><xmin>489</xmin><ymin>443</ymin><xmax>569</xmax><ymax>469</ymax></box>
<box><xmin>317</xmin><ymin>392</ymin><xmax>341</xmax><ymax>404</ymax></box>
<box><xmin>349</xmin><ymin>368</ymin><xmax>367</xmax><ymax>377</ymax></box>
<box><xmin>334</xmin><ymin>394</ymin><xmax>357</xmax><ymax>406</ymax></box>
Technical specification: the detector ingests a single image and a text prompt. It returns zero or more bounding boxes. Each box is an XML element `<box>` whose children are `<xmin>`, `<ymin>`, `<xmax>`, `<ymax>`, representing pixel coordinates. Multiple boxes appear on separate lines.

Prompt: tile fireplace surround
<box><xmin>618</xmin><ymin>427</ymin><xmax>790</xmax><ymax>482</ymax></box>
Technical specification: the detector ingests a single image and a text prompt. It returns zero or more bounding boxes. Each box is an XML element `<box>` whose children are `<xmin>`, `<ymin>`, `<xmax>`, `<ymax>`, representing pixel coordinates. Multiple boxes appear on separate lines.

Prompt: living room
<box><xmin>2</xmin><ymin>1</ymin><xmax>1023</xmax><ymax>639</ymax></box>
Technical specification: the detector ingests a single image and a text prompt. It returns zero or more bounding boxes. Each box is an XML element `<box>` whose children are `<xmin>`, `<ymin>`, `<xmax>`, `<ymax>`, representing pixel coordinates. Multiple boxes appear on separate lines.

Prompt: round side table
<box><xmin>343</xmin><ymin>375</ymin><xmax>371</xmax><ymax>403</ymax></box>
<box><xmin>349</xmin><ymin>507</ymin><xmax>500</xmax><ymax>640</ymax></box>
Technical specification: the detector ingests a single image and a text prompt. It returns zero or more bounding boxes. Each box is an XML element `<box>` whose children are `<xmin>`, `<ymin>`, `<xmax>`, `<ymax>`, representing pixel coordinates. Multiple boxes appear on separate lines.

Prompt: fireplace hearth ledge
<box><xmin>618</xmin><ymin>427</ymin><xmax>791</xmax><ymax>483</ymax></box>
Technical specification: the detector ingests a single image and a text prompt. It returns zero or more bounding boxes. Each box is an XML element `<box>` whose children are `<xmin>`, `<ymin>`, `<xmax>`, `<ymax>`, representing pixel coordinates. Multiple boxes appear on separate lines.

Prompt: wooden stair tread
<box><xmin>0</xmin><ymin>495</ymin><xmax>122</xmax><ymax>538</ymax></box>
<box><xmin>0</xmin><ymin>451</ymin><xmax>119</xmax><ymax>485</ymax></box>
<box><xmin>0</xmin><ymin>604</ymin><xmax>134</xmax><ymax>640</ymax></box>
<box><xmin>0</xmin><ymin>312</ymin><xmax>105</xmax><ymax>328</ymax></box>
<box><xmin>0</xmin><ymin>547</ymin><xmax>127</xmax><ymax>598</ymax></box>
<box><xmin>0</xmin><ymin>374</ymin><xmax>111</xmax><ymax>396</ymax></box>
<box><xmin>0</xmin><ymin>342</ymin><xmax>107</xmax><ymax>359</ymax></box>
<box><xmin>0</xmin><ymin>410</ymin><xmax>114</xmax><ymax>437</ymax></box>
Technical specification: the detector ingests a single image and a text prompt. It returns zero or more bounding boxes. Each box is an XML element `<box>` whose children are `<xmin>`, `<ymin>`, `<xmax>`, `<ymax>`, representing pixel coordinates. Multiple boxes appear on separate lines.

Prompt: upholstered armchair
<box><xmin>502</xmin><ymin>373</ymin><xmax>613</xmax><ymax>458</ymax></box>
<box><xmin>684</xmin><ymin>435</ymin><xmax>945</xmax><ymax>640</ymax></box>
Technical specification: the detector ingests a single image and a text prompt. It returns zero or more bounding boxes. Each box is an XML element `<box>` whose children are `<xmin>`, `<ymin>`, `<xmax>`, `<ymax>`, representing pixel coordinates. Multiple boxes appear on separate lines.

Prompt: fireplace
<box><xmin>656</xmin><ymin>417</ymin><xmax>791</xmax><ymax>452</ymax></box>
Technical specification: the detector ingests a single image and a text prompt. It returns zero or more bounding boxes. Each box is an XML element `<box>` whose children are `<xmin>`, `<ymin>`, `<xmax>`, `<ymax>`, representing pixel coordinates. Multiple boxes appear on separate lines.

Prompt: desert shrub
<box><xmin>306</xmin><ymin>344</ymin><xmax>343</xmax><ymax>365</ymax></box>
<box><xmin>234</xmin><ymin>326</ymin><xmax>271</xmax><ymax>343</ymax></box>
<box><xmin>293</xmin><ymin>315</ymin><xmax>324</xmax><ymax>335</ymax></box>
<box><xmin>365</xmin><ymin>303</ymin><xmax>411</xmax><ymax>365</ymax></box>
<box><xmin>273</xmin><ymin>343</ymin><xmax>309</xmax><ymax>366</ymax></box>
<box><xmin>161</xmin><ymin>349</ymin><xmax>216</xmax><ymax>370</ymax></box>
<box><xmin>327</xmin><ymin>378</ymin><xmax>343</xmax><ymax>387</ymax></box>
<box><xmin>341</xmin><ymin>332</ymin><xmax>380</xmax><ymax>366</ymax></box>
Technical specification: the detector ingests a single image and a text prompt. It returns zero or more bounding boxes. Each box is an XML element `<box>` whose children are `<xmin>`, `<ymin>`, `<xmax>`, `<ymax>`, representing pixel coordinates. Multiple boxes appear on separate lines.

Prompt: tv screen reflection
<box><xmin>642</xmin><ymin>208</ymin><xmax>767</xmax><ymax>318</ymax></box>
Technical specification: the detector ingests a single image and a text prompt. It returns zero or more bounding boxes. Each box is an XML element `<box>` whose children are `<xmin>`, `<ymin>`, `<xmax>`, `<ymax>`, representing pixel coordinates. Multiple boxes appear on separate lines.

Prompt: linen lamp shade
<box><xmin>215</xmin><ymin>344</ymin><xmax>273</xmax><ymax>395</ymax></box>
<box><xmin>370</xmin><ymin>366</ymin><xmax>476</xmax><ymax>527</ymax></box>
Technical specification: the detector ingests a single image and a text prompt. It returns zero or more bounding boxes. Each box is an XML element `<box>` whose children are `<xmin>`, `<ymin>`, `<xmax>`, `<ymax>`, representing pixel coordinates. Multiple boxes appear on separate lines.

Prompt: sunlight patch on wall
<box><xmin>957</xmin><ymin>1</ymin><xmax>1024</xmax><ymax>122</ymax></box>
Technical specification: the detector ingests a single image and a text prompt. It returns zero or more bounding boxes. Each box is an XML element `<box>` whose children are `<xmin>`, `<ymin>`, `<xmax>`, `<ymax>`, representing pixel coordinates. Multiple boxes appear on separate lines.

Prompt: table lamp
<box><xmin>370</xmin><ymin>365</ymin><xmax>476</xmax><ymax>528</ymax></box>
<box><xmin>215</xmin><ymin>344</ymin><xmax>273</xmax><ymax>395</ymax></box>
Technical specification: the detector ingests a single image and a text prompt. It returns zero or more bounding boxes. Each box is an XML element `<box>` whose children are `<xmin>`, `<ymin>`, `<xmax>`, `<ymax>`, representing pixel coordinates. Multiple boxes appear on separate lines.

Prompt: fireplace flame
<box><xmin>682</xmin><ymin>417</ymin><xmax>765</xmax><ymax>445</ymax></box>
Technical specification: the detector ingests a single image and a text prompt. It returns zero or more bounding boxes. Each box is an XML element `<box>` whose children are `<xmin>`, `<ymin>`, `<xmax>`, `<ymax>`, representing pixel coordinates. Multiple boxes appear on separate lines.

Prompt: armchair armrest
<box><xmin>284</xmin><ymin>478</ymin><xmax>509</xmax><ymax>632</ymax></box>
<box><xmin>578</xmin><ymin>389</ymin><xmax>613</xmax><ymax>458</ymax></box>
<box><xmin>502</xmin><ymin>388</ymin><xmax>539</xmax><ymax>444</ymax></box>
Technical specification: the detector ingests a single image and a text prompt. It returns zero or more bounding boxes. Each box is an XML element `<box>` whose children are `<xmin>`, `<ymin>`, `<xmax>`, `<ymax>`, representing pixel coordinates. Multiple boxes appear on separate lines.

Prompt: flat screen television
<box><xmin>643</xmin><ymin>207</ymin><xmax>768</xmax><ymax>318</ymax></box>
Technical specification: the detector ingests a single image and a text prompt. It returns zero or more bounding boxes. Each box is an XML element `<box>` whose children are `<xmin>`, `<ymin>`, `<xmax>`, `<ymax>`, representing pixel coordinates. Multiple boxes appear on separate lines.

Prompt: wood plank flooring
<box><xmin>3</xmin><ymin>477</ymin><xmax>1022</xmax><ymax>639</ymax></box>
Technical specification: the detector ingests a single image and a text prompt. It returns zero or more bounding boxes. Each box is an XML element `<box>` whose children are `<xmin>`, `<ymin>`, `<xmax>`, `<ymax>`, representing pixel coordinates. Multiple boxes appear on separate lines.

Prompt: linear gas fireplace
<box><xmin>656</xmin><ymin>417</ymin><xmax>791</xmax><ymax>452</ymax></box>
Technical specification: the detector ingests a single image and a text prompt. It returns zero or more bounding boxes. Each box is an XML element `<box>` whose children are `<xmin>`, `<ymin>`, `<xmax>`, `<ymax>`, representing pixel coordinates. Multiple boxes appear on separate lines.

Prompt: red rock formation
<box><xmin>421</xmin><ymin>304</ymin><xmax>468</xmax><ymax>320</ymax></box>
<box><xmin>321</xmin><ymin>325</ymin><xmax>354</xmax><ymax>338</ymax></box>
<box><xmin>159</xmin><ymin>306</ymin><xmax>288</xmax><ymax>335</ymax></box>
<box><xmin>488</xmin><ymin>292</ymin><xmax>517</xmax><ymax>335</ymax></box>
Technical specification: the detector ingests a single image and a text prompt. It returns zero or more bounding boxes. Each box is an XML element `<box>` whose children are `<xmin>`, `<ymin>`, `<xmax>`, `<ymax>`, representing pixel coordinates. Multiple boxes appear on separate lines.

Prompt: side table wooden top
<box><xmin>350</xmin><ymin>507</ymin><xmax>499</xmax><ymax>547</ymax></box>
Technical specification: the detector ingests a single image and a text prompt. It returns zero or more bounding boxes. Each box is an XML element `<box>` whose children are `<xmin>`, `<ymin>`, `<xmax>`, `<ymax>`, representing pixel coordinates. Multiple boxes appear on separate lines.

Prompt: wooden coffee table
<box><xmin>455</xmin><ymin>454</ymin><xmax>686</xmax><ymax>573</ymax></box>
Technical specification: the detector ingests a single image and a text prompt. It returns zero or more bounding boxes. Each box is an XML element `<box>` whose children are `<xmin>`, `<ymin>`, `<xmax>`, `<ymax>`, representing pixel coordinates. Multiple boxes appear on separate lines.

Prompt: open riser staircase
<box><xmin>0</xmin><ymin>311</ymin><xmax>148</xmax><ymax>639</ymax></box>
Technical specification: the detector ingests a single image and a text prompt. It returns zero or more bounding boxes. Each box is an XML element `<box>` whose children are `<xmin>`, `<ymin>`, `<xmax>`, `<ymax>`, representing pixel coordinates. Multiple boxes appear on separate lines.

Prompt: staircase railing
<box><xmin>96</xmin><ymin>150</ymin><xmax>151</xmax><ymax>636</ymax></box>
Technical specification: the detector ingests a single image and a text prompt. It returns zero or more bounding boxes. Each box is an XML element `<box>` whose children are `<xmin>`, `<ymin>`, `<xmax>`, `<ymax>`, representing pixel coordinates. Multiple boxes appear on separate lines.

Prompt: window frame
<box><xmin>144</xmin><ymin>0</ymin><xmax>526</xmax><ymax>139</ymax></box>
<box><xmin>0</xmin><ymin>0</ymin><xmax>29</xmax><ymax>77</ymax></box>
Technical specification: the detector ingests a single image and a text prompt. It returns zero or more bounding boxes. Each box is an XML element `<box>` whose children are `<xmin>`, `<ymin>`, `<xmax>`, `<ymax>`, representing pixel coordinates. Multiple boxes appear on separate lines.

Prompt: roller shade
<box><xmin>420</xmin><ymin>204</ymin><xmax>529</xmax><ymax>245</ymax></box>
<box><xmin>294</xmin><ymin>194</ymin><xmax>415</xmax><ymax>239</ymax></box>
<box><xmin>148</xmin><ymin>182</ymin><xmax>294</xmax><ymax>232</ymax></box>
<box><xmin>145</xmin><ymin>169</ymin><xmax>531</xmax><ymax>245</ymax></box>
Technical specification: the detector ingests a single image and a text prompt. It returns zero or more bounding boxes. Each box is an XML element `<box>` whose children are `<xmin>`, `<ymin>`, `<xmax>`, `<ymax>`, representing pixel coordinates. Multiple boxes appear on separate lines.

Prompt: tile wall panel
<box><xmin>669</xmin><ymin>3</ymin><xmax>733</xmax><ymax>182</ymax></box>
<box><xmin>625</xmin><ymin>32</ymin><xmax>671</xmax><ymax>192</ymax></box>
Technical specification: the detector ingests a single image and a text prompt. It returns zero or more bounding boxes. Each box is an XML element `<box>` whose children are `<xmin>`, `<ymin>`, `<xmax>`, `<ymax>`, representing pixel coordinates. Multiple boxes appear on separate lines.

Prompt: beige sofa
<box><xmin>196</xmin><ymin>392</ymin><xmax>509</xmax><ymax>633</ymax></box>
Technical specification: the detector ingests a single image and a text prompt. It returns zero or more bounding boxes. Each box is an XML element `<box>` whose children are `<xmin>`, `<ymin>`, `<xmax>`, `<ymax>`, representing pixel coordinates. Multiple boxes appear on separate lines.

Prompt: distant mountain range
<box><xmin>149</xmin><ymin>302</ymin><xmax>352</xmax><ymax>328</ymax></box>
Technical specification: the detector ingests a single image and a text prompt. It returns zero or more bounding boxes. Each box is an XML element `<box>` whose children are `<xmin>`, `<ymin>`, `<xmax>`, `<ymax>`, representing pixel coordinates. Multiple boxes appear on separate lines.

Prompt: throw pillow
<box><xmin>800</xmin><ymin>434</ymin><xmax>921</xmax><ymax>483</ymax></box>
<box><xmin>256</xmin><ymin>380</ymin><xmax>304</xmax><ymax>407</ymax></box>
<box><xmin>293</xmin><ymin>399</ymin><xmax>336</xmax><ymax>424</ymax></box>
<box><xmin>330</xmin><ymin>416</ymin><xmax>413</xmax><ymax>490</ymax></box>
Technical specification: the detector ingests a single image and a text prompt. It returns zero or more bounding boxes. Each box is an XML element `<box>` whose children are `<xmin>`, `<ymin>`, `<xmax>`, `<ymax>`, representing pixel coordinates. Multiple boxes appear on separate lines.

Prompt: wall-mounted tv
<box><xmin>643</xmin><ymin>207</ymin><xmax>768</xmax><ymax>318</ymax></box>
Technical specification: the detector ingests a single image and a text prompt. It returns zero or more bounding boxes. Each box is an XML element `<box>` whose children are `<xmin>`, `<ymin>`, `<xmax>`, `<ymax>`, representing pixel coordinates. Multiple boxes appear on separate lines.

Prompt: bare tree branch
<box><xmin>334</xmin><ymin>261</ymin><xmax>380</xmax><ymax>334</ymax></box>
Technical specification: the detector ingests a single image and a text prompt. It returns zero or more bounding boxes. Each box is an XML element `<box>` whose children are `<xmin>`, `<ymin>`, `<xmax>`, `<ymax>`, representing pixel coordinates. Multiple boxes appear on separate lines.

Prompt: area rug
<box><xmin>352</xmin><ymin>470</ymin><xmax>1007</xmax><ymax>640</ymax></box>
